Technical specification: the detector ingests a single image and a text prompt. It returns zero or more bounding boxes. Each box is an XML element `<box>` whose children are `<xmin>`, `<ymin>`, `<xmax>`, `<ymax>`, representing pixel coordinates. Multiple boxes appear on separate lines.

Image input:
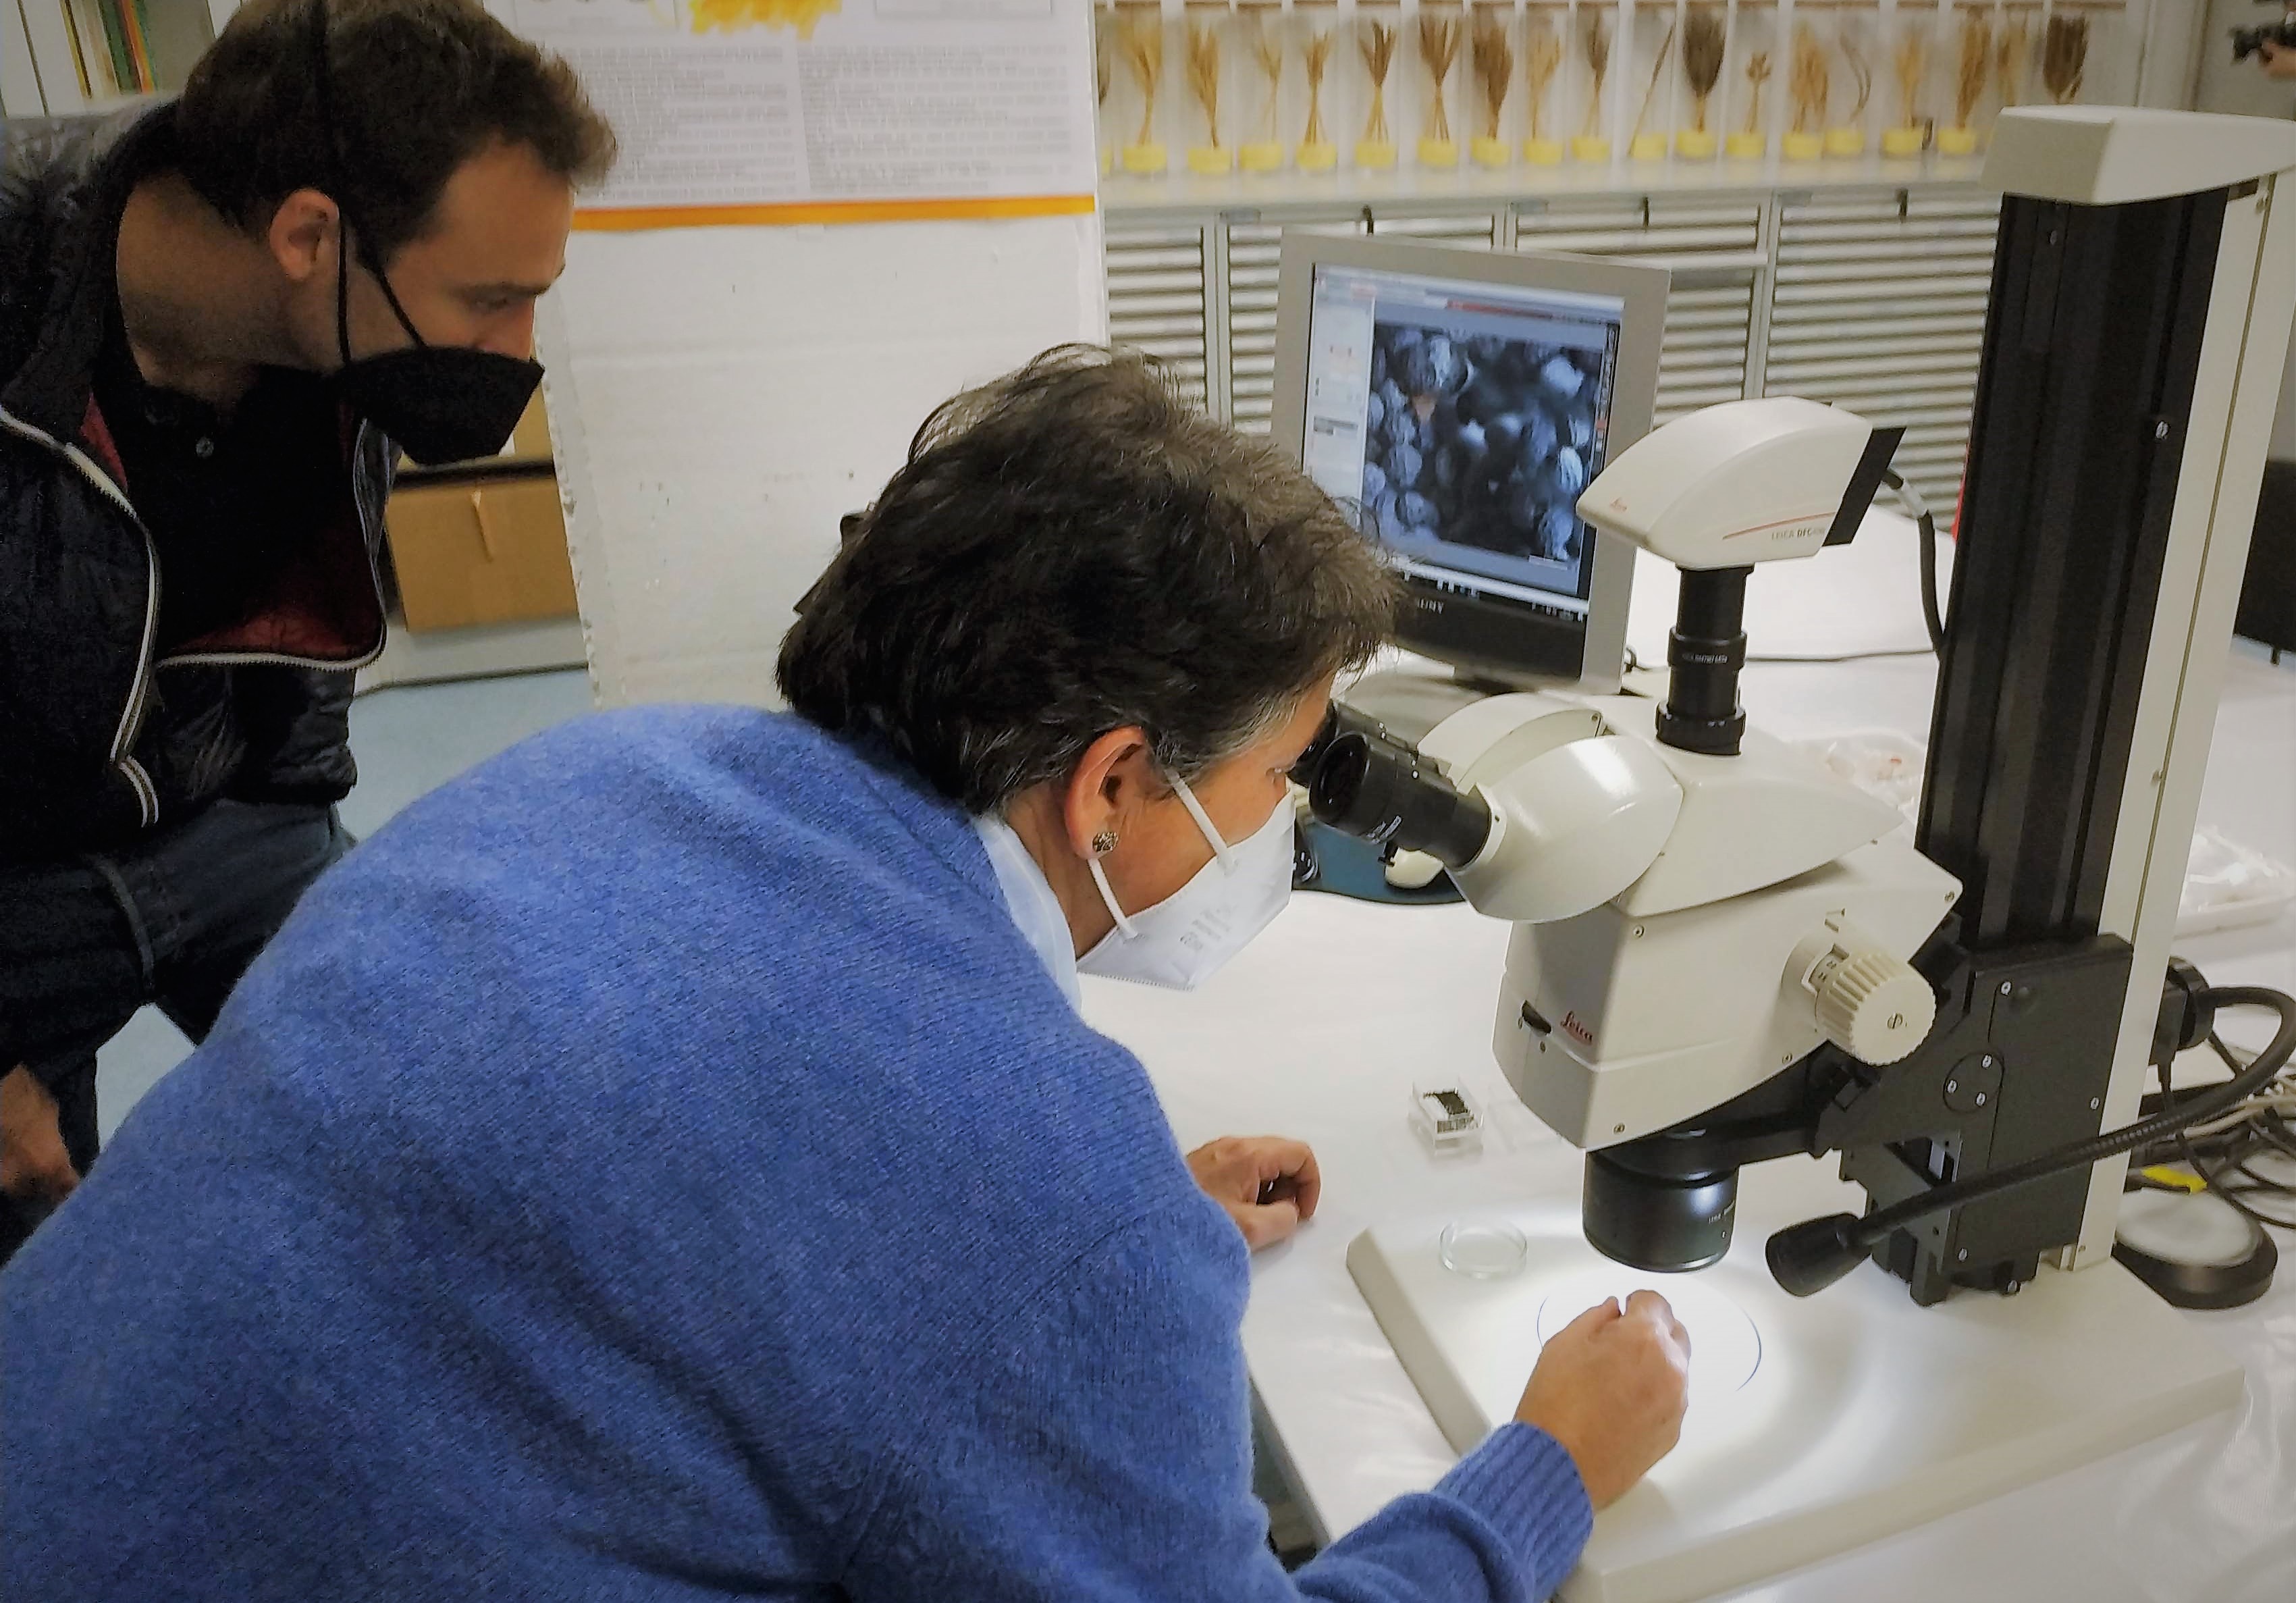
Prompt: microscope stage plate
<box><xmin>1346</xmin><ymin>1172</ymin><xmax>2244</xmax><ymax>1603</ymax></box>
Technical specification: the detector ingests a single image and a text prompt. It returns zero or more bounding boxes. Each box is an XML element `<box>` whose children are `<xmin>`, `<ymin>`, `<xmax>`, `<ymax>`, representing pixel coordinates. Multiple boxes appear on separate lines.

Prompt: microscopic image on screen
<box><xmin>1361</xmin><ymin>322</ymin><xmax>1605</xmax><ymax>583</ymax></box>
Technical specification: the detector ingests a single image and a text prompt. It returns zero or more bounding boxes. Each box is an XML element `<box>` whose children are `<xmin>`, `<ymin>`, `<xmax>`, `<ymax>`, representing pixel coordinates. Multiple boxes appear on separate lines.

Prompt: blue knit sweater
<box><xmin>2</xmin><ymin>708</ymin><xmax>1591</xmax><ymax>1600</ymax></box>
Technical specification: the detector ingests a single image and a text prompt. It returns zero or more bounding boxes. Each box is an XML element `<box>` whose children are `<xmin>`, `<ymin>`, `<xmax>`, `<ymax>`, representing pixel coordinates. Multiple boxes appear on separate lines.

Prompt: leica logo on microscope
<box><xmin>1561</xmin><ymin>1011</ymin><xmax>1596</xmax><ymax>1047</ymax></box>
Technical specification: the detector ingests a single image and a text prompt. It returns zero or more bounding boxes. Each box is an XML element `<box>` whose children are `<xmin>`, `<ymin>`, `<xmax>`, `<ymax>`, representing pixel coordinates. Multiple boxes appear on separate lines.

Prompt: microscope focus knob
<box><xmin>1813</xmin><ymin>951</ymin><xmax>1936</xmax><ymax>1066</ymax></box>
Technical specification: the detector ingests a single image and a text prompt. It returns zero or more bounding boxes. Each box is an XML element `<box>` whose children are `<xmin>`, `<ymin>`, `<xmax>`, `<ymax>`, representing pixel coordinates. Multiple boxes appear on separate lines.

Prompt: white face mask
<box><xmin>1077</xmin><ymin>773</ymin><xmax>1298</xmax><ymax>991</ymax></box>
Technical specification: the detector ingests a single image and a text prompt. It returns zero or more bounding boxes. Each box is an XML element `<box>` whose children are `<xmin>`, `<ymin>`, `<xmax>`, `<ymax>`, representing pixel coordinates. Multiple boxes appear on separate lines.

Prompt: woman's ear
<box><xmin>1061</xmin><ymin>727</ymin><xmax>1156</xmax><ymax>859</ymax></box>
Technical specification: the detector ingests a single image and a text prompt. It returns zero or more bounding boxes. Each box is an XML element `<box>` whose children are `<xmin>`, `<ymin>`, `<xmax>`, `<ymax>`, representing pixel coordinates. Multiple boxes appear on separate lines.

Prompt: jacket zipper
<box><xmin>1</xmin><ymin>402</ymin><xmax>163</xmax><ymax>826</ymax></box>
<box><xmin>1</xmin><ymin>409</ymin><xmax>395</xmax><ymax>823</ymax></box>
<box><xmin>153</xmin><ymin>419</ymin><xmax>391</xmax><ymax>675</ymax></box>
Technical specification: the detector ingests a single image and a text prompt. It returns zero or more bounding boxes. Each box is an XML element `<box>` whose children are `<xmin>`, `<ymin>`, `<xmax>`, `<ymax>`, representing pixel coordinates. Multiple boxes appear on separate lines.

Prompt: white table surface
<box><xmin>1081</xmin><ymin>513</ymin><xmax>2296</xmax><ymax>1602</ymax></box>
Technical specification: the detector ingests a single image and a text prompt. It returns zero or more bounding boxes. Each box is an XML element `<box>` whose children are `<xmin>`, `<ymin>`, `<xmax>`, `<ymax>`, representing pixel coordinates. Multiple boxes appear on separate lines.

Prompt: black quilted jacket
<box><xmin>1</xmin><ymin>105</ymin><xmax>392</xmax><ymax>862</ymax></box>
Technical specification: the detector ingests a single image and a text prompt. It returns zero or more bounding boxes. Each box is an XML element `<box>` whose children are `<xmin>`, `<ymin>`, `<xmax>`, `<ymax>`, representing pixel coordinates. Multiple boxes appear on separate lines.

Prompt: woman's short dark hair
<box><xmin>175</xmin><ymin>0</ymin><xmax>618</xmax><ymax>263</ymax></box>
<box><xmin>779</xmin><ymin>346</ymin><xmax>1396</xmax><ymax>815</ymax></box>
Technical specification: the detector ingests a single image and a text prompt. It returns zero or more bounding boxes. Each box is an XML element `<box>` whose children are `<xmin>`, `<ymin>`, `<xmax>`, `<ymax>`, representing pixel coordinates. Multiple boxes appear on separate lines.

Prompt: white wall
<box><xmin>3</xmin><ymin>0</ymin><xmax>43</xmax><ymax>117</ymax></box>
<box><xmin>539</xmin><ymin>214</ymin><xmax>1109</xmax><ymax>708</ymax></box>
<box><xmin>2191</xmin><ymin>0</ymin><xmax>2296</xmax><ymax>116</ymax></box>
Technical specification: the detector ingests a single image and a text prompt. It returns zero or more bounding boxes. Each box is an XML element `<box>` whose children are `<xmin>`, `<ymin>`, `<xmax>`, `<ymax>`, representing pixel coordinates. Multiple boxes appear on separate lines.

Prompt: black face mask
<box><xmin>329</xmin><ymin>234</ymin><xmax>543</xmax><ymax>467</ymax></box>
<box><xmin>309</xmin><ymin>0</ymin><xmax>543</xmax><ymax>467</ymax></box>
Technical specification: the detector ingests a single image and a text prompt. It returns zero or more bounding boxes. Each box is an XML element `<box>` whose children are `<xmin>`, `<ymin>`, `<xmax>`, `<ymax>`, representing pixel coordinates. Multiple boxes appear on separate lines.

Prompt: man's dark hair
<box><xmin>779</xmin><ymin>346</ymin><xmax>1397</xmax><ymax>815</ymax></box>
<box><xmin>174</xmin><ymin>0</ymin><xmax>618</xmax><ymax>261</ymax></box>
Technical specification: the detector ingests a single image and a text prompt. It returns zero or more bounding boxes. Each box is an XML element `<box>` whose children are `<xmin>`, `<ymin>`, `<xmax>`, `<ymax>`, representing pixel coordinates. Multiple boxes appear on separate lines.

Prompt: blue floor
<box><xmin>91</xmin><ymin>670</ymin><xmax>597</xmax><ymax>1140</ymax></box>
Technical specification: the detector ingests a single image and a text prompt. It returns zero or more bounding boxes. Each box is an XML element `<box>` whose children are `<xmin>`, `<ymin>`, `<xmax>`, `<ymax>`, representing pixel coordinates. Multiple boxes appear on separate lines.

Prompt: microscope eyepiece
<box><xmin>1303</xmin><ymin>731</ymin><xmax>1494</xmax><ymax>872</ymax></box>
<box><xmin>1289</xmin><ymin>703</ymin><xmax>1391</xmax><ymax>787</ymax></box>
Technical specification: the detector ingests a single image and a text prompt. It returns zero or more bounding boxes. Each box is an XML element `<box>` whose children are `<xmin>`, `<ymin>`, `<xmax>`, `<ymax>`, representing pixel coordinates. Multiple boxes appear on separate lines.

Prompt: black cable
<box><xmin>1881</xmin><ymin>469</ymin><xmax>1948</xmax><ymax>654</ymax></box>
<box><xmin>1836</xmin><ymin>986</ymin><xmax>2295</xmax><ymax>1255</ymax></box>
<box><xmin>1646</xmin><ymin>473</ymin><xmax>1946</xmax><ymax>672</ymax></box>
<box><xmin>2127</xmin><ymin>1037</ymin><xmax>2296</xmax><ymax>1230</ymax></box>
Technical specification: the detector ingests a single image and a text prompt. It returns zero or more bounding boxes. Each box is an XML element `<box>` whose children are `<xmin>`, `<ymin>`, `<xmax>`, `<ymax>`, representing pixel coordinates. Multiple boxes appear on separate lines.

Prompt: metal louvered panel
<box><xmin>1514</xmin><ymin>196</ymin><xmax>1763</xmax><ymax>259</ymax></box>
<box><xmin>1364</xmin><ymin>211</ymin><xmax>1499</xmax><ymax>244</ymax></box>
<box><xmin>1655</xmin><ymin>280</ymin><xmax>1756</xmax><ymax>423</ymax></box>
<box><xmin>1226</xmin><ymin>217</ymin><xmax>1364</xmax><ymax>435</ymax></box>
<box><xmin>1765</xmin><ymin>188</ymin><xmax>2000</xmax><ymax>509</ymax></box>
<box><xmin>1105</xmin><ymin>224</ymin><xmax>1210</xmax><ymax>409</ymax></box>
<box><xmin>1516</xmin><ymin>196</ymin><xmax>1763</xmax><ymax>427</ymax></box>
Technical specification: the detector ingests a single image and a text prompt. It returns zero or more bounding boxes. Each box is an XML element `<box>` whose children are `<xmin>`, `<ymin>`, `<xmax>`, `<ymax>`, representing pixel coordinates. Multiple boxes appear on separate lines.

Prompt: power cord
<box><xmin>1888</xmin><ymin>469</ymin><xmax>1949</xmax><ymax>656</ymax></box>
<box><xmin>1768</xmin><ymin>985</ymin><xmax>2296</xmax><ymax>1294</ymax></box>
<box><xmin>2133</xmin><ymin>1031</ymin><xmax>2296</xmax><ymax>1231</ymax></box>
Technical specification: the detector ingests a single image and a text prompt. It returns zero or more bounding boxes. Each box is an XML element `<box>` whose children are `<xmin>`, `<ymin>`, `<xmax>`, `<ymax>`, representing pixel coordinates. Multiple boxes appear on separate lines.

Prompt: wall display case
<box><xmin>1112</xmin><ymin>0</ymin><xmax>1170</xmax><ymax>173</ymax></box>
<box><xmin>5</xmin><ymin>0</ymin><xmax>220</xmax><ymax>116</ymax></box>
<box><xmin>1880</xmin><ymin>0</ymin><xmax>1940</xmax><ymax>155</ymax></box>
<box><xmin>1466</xmin><ymin>0</ymin><xmax>1516</xmax><ymax>167</ymax></box>
<box><xmin>1570</xmin><ymin>0</ymin><xmax>1616</xmax><ymax>161</ymax></box>
<box><xmin>1354</xmin><ymin>0</ymin><xmax>1404</xmax><ymax>167</ymax></box>
<box><xmin>1295</xmin><ymin>0</ymin><xmax>1345</xmax><ymax>167</ymax></box>
<box><xmin>1725</xmin><ymin>0</ymin><xmax>1780</xmax><ymax>157</ymax></box>
<box><xmin>1522</xmin><ymin>1</ymin><xmax>1570</xmax><ymax>161</ymax></box>
<box><xmin>1414</xmin><ymin>0</ymin><xmax>1465</xmax><ymax>166</ymax></box>
<box><xmin>1239</xmin><ymin>0</ymin><xmax>1289</xmax><ymax>170</ymax></box>
<box><xmin>1624</xmin><ymin>0</ymin><xmax>1678</xmax><ymax>160</ymax></box>
<box><xmin>1182</xmin><ymin>0</ymin><xmax>1238</xmax><ymax>172</ymax></box>
<box><xmin>1084</xmin><ymin>0</ymin><xmax>2153</xmax><ymax>187</ymax></box>
<box><xmin>1826</xmin><ymin>1</ymin><xmax>1879</xmax><ymax>155</ymax></box>
<box><xmin>1676</xmin><ymin>3</ymin><xmax>1728</xmax><ymax>159</ymax></box>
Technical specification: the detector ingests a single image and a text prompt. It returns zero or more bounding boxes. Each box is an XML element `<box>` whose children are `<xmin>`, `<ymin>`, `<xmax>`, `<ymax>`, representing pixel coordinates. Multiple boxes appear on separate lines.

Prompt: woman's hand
<box><xmin>2262</xmin><ymin>41</ymin><xmax>2296</xmax><ymax>82</ymax></box>
<box><xmin>1515</xmin><ymin>1290</ymin><xmax>1692</xmax><ymax>1509</ymax></box>
<box><xmin>1186</xmin><ymin>1136</ymin><xmax>1321</xmax><ymax>1249</ymax></box>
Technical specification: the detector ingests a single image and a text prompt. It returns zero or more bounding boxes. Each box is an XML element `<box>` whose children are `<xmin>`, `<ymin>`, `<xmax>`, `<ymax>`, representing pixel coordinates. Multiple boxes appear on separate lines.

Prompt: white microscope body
<box><xmin>1401</xmin><ymin>398</ymin><xmax>1963</xmax><ymax>1151</ymax></box>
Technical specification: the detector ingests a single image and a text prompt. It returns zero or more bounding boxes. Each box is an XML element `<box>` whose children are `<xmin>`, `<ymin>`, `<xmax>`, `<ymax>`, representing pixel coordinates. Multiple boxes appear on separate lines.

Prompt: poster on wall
<box><xmin>506</xmin><ymin>0</ymin><xmax>1099</xmax><ymax>228</ymax></box>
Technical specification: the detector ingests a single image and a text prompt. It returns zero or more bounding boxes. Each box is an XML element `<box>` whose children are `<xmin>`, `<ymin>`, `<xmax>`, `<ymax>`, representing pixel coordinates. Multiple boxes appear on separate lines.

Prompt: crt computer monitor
<box><xmin>1269</xmin><ymin>233</ymin><xmax>1670</xmax><ymax>693</ymax></box>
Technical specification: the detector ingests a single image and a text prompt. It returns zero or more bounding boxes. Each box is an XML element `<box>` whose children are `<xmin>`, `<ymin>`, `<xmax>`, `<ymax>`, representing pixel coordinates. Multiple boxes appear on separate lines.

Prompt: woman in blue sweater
<box><xmin>2</xmin><ymin>346</ymin><xmax>1689</xmax><ymax>1600</ymax></box>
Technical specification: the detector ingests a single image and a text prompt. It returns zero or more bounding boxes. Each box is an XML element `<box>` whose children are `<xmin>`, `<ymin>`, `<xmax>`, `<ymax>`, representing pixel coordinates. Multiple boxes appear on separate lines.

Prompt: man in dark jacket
<box><xmin>0</xmin><ymin>0</ymin><xmax>615</xmax><ymax>1259</ymax></box>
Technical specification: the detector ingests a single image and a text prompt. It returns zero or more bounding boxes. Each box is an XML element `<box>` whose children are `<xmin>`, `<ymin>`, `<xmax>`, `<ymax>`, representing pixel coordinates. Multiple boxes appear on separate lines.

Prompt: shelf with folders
<box><xmin>5</xmin><ymin>0</ymin><xmax>223</xmax><ymax>117</ymax></box>
<box><xmin>1092</xmin><ymin>0</ymin><xmax>2152</xmax><ymax>182</ymax></box>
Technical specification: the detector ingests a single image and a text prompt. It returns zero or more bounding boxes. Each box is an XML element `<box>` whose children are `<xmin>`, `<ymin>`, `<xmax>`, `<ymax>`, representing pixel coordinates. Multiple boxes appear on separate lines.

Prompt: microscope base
<box><xmin>1345</xmin><ymin>1157</ymin><xmax>2242</xmax><ymax>1603</ymax></box>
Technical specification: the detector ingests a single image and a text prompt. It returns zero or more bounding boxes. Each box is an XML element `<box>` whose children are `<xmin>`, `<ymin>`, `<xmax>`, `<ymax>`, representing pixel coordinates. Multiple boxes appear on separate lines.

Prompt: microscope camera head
<box><xmin>1576</xmin><ymin>397</ymin><xmax>1905</xmax><ymax>572</ymax></box>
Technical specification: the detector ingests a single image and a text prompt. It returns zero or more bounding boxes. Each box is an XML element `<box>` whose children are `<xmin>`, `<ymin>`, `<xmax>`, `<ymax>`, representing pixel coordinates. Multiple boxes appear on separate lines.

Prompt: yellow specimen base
<box><xmin>1881</xmin><ymin>126</ymin><xmax>1925</xmax><ymax>157</ymax></box>
<box><xmin>1938</xmin><ymin>126</ymin><xmax>1979</xmax><ymax>155</ymax></box>
<box><xmin>1297</xmin><ymin>140</ymin><xmax>1339</xmax><ymax>171</ymax></box>
<box><xmin>1629</xmin><ymin>132</ymin><xmax>1668</xmax><ymax>161</ymax></box>
<box><xmin>1121</xmin><ymin>142</ymin><xmax>1168</xmax><ymax>174</ymax></box>
<box><xmin>1470</xmin><ymin>136</ymin><xmax>1512</xmax><ymax>168</ymax></box>
<box><xmin>1240</xmin><ymin>141</ymin><xmax>1285</xmax><ymax>172</ymax></box>
<box><xmin>1726</xmin><ymin>131</ymin><xmax>1767</xmax><ymax>159</ymax></box>
<box><xmin>1418</xmin><ymin>138</ymin><xmax>1460</xmax><ymax>167</ymax></box>
<box><xmin>1823</xmin><ymin>126</ymin><xmax>1867</xmax><ymax>157</ymax></box>
<box><xmin>1187</xmin><ymin>144</ymin><xmax>1234</xmax><ymax>175</ymax></box>
<box><xmin>1570</xmin><ymin>135</ymin><xmax>1611</xmax><ymax>163</ymax></box>
<box><xmin>1524</xmin><ymin>136</ymin><xmax>1565</xmax><ymax>165</ymax></box>
<box><xmin>1782</xmin><ymin>130</ymin><xmax>1825</xmax><ymax>161</ymax></box>
<box><xmin>1356</xmin><ymin>139</ymin><xmax>1399</xmax><ymax>169</ymax></box>
<box><xmin>1676</xmin><ymin>129</ymin><xmax>1717</xmax><ymax>159</ymax></box>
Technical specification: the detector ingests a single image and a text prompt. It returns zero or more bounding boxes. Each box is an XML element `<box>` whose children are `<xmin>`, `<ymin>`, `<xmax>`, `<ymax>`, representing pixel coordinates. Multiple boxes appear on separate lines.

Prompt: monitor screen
<box><xmin>1299</xmin><ymin>263</ymin><xmax>1628</xmax><ymax>633</ymax></box>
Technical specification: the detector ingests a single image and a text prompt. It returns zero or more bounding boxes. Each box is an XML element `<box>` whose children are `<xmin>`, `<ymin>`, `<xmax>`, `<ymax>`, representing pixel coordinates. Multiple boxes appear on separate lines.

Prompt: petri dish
<box><xmin>1535</xmin><ymin>1269</ymin><xmax>1763</xmax><ymax>1395</ymax></box>
<box><xmin>1439</xmin><ymin>1221</ymin><xmax>1529</xmax><ymax>1279</ymax></box>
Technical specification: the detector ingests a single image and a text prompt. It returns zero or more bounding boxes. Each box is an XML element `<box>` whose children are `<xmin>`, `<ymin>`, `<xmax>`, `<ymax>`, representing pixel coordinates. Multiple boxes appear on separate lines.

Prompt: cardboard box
<box><xmin>506</xmin><ymin>392</ymin><xmax>552</xmax><ymax>464</ymax></box>
<box><xmin>385</xmin><ymin>475</ymin><xmax>578</xmax><ymax>632</ymax></box>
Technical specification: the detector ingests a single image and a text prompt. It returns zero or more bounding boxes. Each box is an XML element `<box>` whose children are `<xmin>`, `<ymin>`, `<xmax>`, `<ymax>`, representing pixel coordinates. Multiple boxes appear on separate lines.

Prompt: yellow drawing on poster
<box><xmin>691</xmin><ymin>0</ymin><xmax>842</xmax><ymax>37</ymax></box>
